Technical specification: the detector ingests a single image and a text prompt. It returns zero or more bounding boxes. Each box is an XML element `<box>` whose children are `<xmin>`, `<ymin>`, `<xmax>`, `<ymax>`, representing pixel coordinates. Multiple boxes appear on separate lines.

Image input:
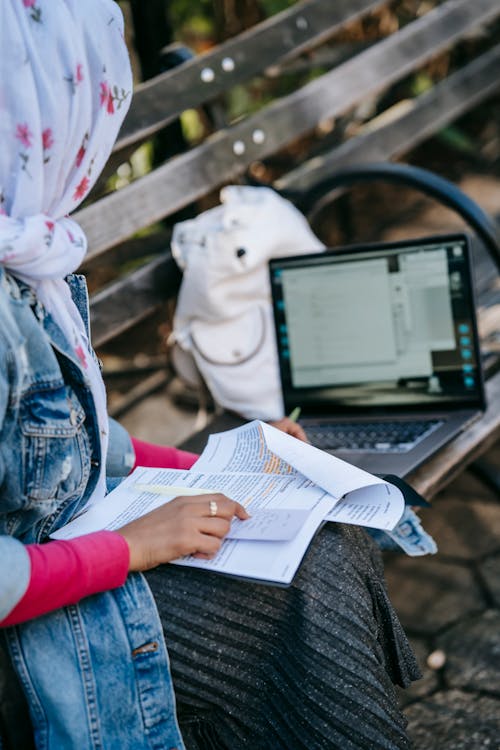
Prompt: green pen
<box><xmin>288</xmin><ymin>406</ymin><xmax>301</xmax><ymax>423</ymax></box>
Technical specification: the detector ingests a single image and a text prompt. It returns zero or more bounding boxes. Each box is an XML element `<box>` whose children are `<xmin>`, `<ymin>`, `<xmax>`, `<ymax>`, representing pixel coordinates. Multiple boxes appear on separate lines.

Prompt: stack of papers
<box><xmin>52</xmin><ymin>421</ymin><xmax>404</xmax><ymax>585</ymax></box>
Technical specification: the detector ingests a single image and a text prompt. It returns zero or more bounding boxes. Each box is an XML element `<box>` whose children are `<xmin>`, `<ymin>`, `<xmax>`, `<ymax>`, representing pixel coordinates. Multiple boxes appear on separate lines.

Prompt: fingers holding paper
<box><xmin>268</xmin><ymin>417</ymin><xmax>308</xmax><ymax>442</ymax></box>
<box><xmin>117</xmin><ymin>493</ymin><xmax>249</xmax><ymax>572</ymax></box>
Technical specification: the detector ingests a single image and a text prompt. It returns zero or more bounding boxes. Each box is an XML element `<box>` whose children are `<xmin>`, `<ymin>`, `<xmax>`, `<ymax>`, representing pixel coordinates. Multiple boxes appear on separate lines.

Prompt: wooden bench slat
<box><xmin>89</xmin><ymin>48</ymin><xmax>500</xmax><ymax>346</ymax></box>
<box><xmin>116</xmin><ymin>0</ymin><xmax>385</xmax><ymax>150</ymax></box>
<box><xmin>209</xmin><ymin>0</ymin><xmax>500</xmax><ymax>177</ymax></box>
<box><xmin>407</xmin><ymin>368</ymin><xmax>500</xmax><ymax>499</ymax></box>
<box><xmin>276</xmin><ymin>44</ymin><xmax>500</xmax><ymax>192</ymax></box>
<box><xmin>471</xmin><ymin>234</ymin><xmax>500</xmax><ymax>297</ymax></box>
<box><xmin>90</xmin><ymin>254</ymin><xmax>180</xmax><ymax>346</ymax></box>
<box><xmin>78</xmin><ymin>0</ymin><xmax>500</xmax><ymax>258</ymax></box>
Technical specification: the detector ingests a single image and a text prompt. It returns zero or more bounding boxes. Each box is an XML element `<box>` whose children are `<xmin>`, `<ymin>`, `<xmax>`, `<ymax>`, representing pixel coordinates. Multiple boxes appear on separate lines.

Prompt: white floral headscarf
<box><xmin>0</xmin><ymin>0</ymin><xmax>133</xmax><ymax>507</ymax></box>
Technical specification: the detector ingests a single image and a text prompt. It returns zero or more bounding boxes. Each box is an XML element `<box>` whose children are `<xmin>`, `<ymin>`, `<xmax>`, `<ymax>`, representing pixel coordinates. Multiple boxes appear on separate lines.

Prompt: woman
<box><xmin>0</xmin><ymin>2</ymin><xmax>419</xmax><ymax>748</ymax></box>
<box><xmin>0</xmin><ymin>2</ymin><xmax>238</xmax><ymax>747</ymax></box>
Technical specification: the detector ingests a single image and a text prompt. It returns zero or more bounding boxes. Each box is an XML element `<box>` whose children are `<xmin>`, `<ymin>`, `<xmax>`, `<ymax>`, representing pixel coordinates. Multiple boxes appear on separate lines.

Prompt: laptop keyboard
<box><xmin>304</xmin><ymin>419</ymin><xmax>444</xmax><ymax>453</ymax></box>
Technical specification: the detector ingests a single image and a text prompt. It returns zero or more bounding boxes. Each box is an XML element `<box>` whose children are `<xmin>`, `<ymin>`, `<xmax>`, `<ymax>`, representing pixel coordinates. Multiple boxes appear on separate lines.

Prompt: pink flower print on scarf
<box><xmin>22</xmin><ymin>0</ymin><xmax>42</xmax><ymax>23</ymax></box>
<box><xmin>42</xmin><ymin>128</ymin><xmax>53</xmax><ymax>150</ymax></box>
<box><xmin>75</xmin><ymin>344</ymin><xmax>88</xmax><ymax>369</ymax></box>
<box><xmin>65</xmin><ymin>63</ymin><xmax>85</xmax><ymax>95</ymax></box>
<box><xmin>16</xmin><ymin>123</ymin><xmax>33</xmax><ymax>148</ymax></box>
<box><xmin>99</xmin><ymin>82</ymin><xmax>114</xmax><ymax>114</ymax></box>
<box><xmin>44</xmin><ymin>220</ymin><xmax>55</xmax><ymax>247</ymax></box>
<box><xmin>65</xmin><ymin>227</ymin><xmax>85</xmax><ymax>250</ymax></box>
<box><xmin>100</xmin><ymin>80</ymin><xmax>130</xmax><ymax>115</ymax></box>
<box><xmin>15</xmin><ymin>122</ymin><xmax>33</xmax><ymax>178</ymax></box>
<box><xmin>73</xmin><ymin>175</ymin><xmax>90</xmax><ymax>202</ymax></box>
<box><xmin>42</xmin><ymin>128</ymin><xmax>54</xmax><ymax>164</ymax></box>
<box><xmin>70</xmin><ymin>330</ymin><xmax>88</xmax><ymax>369</ymax></box>
<box><xmin>76</xmin><ymin>146</ymin><xmax>85</xmax><ymax>167</ymax></box>
<box><xmin>75</xmin><ymin>132</ymin><xmax>89</xmax><ymax>168</ymax></box>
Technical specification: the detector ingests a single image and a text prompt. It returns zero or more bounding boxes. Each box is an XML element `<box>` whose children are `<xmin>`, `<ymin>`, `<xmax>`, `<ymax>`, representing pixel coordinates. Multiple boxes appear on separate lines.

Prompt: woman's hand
<box><xmin>268</xmin><ymin>417</ymin><xmax>308</xmax><ymax>443</ymax></box>
<box><xmin>116</xmin><ymin>494</ymin><xmax>249</xmax><ymax>572</ymax></box>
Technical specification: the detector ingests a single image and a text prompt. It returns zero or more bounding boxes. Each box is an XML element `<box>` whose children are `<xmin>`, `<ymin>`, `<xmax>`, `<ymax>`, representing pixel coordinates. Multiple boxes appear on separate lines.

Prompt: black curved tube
<box><xmin>282</xmin><ymin>162</ymin><xmax>500</xmax><ymax>273</ymax></box>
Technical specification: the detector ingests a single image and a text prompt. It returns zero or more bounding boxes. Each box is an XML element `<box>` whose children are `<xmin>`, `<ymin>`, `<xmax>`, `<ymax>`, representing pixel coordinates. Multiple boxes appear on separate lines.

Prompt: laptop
<box><xmin>269</xmin><ymin>233</ymin><xmax>486</xmax><ymax>477</ymax></box>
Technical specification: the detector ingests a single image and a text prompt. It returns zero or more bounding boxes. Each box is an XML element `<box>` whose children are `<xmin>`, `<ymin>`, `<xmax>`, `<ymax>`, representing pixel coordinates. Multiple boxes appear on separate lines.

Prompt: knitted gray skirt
<box><xmin>145</xmin><ymin>523</ymin><xmax>420</xmax><ymax>750</ymax></box>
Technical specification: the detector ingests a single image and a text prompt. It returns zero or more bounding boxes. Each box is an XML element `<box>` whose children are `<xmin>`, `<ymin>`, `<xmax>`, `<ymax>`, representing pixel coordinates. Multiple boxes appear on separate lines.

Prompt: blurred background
<box><xmin>84</xmin><ymin>0</ymin><xmax>500</xmax><ymax>441</ymax></box>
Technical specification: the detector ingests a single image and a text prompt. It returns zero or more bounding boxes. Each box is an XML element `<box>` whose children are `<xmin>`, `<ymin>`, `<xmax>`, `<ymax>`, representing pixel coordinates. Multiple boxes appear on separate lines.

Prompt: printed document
<box><xmin>194</xmin><ymin>421</ymin><xmax>404</xmax><ymax>528</ymax></box>
<box><xmin>52</xmin><ymin>420</ymin><xmax>404</xmax><ymax>584</ymax></box>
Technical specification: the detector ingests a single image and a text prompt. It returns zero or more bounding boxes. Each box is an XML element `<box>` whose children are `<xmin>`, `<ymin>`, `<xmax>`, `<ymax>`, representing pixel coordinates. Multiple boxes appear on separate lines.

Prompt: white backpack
<box><xmin>169</xmin><ymin>185</ymin><xmax>325</xmax><ymax>421</ymax></box>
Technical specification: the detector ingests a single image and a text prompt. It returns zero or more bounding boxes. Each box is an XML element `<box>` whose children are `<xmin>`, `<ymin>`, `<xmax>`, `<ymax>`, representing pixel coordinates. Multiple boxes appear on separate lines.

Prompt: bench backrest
<box><xmin>76</xmin><ymin>0</ymin><xmax>500</xmax><ymax>349</ymax></box>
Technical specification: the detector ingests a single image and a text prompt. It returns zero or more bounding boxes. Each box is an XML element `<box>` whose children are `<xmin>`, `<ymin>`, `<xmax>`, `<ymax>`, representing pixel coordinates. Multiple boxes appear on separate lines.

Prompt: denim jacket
<box><xmin>0</xmin><ymin>268</ymin><xmax>184</xmax><ymax>750</ymax></box>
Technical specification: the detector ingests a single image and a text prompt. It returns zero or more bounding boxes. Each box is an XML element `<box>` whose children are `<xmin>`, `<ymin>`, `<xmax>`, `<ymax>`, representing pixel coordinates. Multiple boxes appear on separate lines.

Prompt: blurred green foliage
<box><xmin>169</xmin><ymin>0</ymin><xmax>297</xmax><ymax>41</ymax></box>
<box><xmin>168</xmin><ymin>0</ymin><xmax>213</xmax><ymax>34</ymax></box>
<box><xmin>259</xmin><ymin>0</ymin><xmax>296</xmax><ymax>14</ymax></box>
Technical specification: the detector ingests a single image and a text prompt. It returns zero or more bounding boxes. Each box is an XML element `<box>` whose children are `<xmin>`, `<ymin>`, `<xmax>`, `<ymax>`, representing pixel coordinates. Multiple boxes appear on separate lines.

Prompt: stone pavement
<box><xmin>384</xmin><ymin>443</ymin><xmax>500</xmax><ymax>750</ymax></box>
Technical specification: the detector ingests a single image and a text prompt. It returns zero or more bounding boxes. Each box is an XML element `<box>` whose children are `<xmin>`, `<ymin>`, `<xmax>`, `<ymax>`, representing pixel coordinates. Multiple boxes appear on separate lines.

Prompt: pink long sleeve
<box><xmin>0</xmin><ymin>531</ymin><xmax>129</xmax><ymax>627</ymax></box>
<box><xmin>1</xmin><ymin>440</ymin><xmax>199</xmax><ymax>628</ymax></box>
<box><xmin>131</xmin><ymin>437</ymin><xmax>199</xmax><ymax>470</ymax></box>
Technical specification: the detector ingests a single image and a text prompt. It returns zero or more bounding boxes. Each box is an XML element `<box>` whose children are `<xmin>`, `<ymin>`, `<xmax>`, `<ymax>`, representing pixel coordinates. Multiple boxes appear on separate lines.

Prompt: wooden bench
<box><xmin>76</xmin><ymin>0</ymin><xmax>500</xmax><ymax>500</ymax></box>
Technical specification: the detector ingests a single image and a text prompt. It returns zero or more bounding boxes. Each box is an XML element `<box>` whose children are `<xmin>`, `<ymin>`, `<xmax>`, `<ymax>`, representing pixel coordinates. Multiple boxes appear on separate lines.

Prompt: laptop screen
<box><xmin>269</xmin><ymin>233</ymin><xmax>485</xmax><ymax>415</ymax></box>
